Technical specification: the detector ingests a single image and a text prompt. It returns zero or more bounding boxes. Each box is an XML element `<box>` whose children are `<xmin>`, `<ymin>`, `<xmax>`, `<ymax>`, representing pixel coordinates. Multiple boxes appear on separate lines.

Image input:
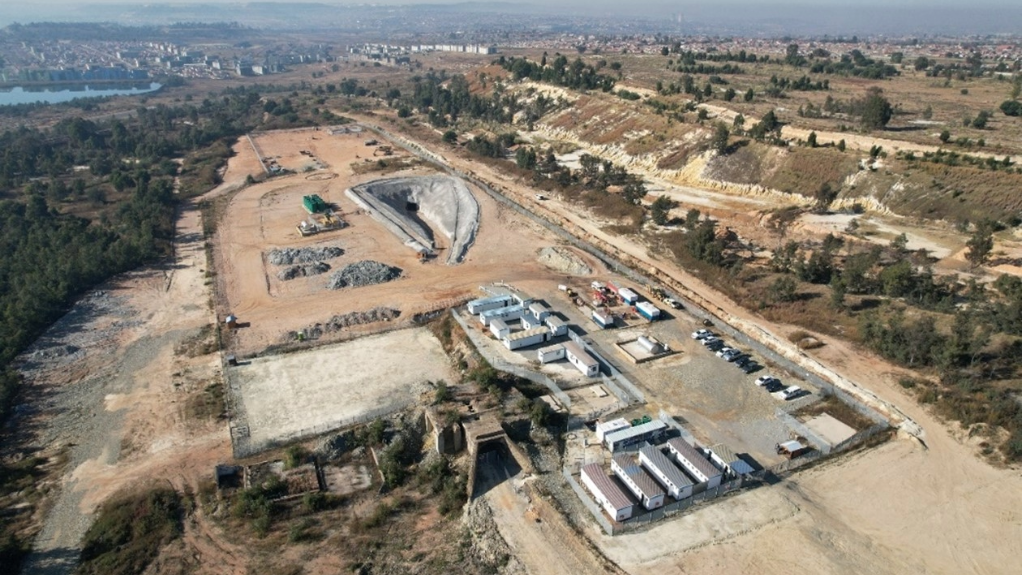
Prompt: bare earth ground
<box><xmin>361</xmin><ymin>117</ymin><xmax>1022</xmax><ymax>575</ymax></box>
<box><xmin>20</xmin><ymin>200</ymin><xmax>241</xmax><ymax>574</ymax></box>
<box><xmin>232</xmin><ymin>327</ymin><xmax>454</xmax><ymax>448</ymax></box>
<box><xmin>214</xmin><ymin>130</ymin><xmax>566</xmax><ymax>357</ymax></box>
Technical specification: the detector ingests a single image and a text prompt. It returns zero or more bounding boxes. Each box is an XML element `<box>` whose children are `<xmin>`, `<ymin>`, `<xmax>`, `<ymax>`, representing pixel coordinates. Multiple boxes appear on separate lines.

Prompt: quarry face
<box><xmin>346</xmin><ymin>174</ymin><xmax>480</xmax><ymax>264</ymax></box>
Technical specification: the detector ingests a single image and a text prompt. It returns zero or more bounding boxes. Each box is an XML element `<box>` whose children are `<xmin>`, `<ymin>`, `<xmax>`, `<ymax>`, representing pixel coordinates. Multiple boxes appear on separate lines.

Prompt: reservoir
<box><xmin>0</xmin><ymin>82</ymin><xmax>162</xmax><ymax>106</ymax></box>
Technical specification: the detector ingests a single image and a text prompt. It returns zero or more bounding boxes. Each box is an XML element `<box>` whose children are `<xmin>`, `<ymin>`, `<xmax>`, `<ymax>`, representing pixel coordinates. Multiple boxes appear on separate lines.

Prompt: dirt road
<box><xmin>478</xmin><ymin>461</ymin><xmax>620</xmax><ymax>575</ymax></box>
<box><xmin>21</xmin><ymin>199</ymin><xmax>241</xmax><ymax>574</ymax></box>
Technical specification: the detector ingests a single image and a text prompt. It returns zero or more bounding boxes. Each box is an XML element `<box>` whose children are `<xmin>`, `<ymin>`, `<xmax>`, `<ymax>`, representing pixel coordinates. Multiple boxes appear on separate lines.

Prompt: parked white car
<box><xmin>692</xmin><ymin>329</ymin><xmax>713</xmax><ymax>340</ymax></box>
<box><xmin>755</xmin><ymin>375</ymin><xmax>779</xmax><ymax>387</ymax></box>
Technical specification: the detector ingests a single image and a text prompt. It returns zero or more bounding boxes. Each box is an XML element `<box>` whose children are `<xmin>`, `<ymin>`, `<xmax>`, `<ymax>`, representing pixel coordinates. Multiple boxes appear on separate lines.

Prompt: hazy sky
<box><xmin>14</xmin><ymin>0</ymin><xmax>1019</xmax><ymax>5</ymax></box>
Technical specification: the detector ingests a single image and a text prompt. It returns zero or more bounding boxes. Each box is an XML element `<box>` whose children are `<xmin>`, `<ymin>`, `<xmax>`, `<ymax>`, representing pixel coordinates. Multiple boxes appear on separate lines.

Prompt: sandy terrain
<box><xmin>21</xmin><ymin>193</ymin><xmax>241</xmax><ymax>574</ymax></box>
<box><xmin>361</xmin><ymin>117</ymin><xmax>1022</xmax><ymax>575</ymax></box>
<box><xmin>231</xmin><ymin>327</ymin><xmax>454</xmax><ymax>449</ymax></box>
<box><xmin>212</xmin><ymin>129</ymin><xmax>571</xmax><ymax>356</ymax></box>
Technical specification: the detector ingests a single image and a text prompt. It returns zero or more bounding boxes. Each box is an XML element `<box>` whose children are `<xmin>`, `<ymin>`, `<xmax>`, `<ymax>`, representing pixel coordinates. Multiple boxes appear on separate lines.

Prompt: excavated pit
<box><xmin>346</xmin><ymin>175</ymin><xmax>480</xmax><ymax>264</ymax></box>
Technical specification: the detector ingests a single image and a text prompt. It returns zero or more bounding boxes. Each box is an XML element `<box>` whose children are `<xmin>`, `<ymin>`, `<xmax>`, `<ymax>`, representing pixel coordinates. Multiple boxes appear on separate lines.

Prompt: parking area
<box><xmin>544</xmin><ymin>281</ymin><xmax>819</xmax><ymax>468</ymax></box>
<box><xmin>461</xmin><ymin>278</ymin><xmax>823</xmax><ymax>469</ymax></box>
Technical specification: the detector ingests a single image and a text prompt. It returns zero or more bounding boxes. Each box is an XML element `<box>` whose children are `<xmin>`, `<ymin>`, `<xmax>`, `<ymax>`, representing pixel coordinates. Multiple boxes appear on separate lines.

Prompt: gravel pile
<box><xmin>285</xmin><ymin>307</ymin><xmax>401</xmax><ymax>341</ymax></box>
<box><xmin>537</xmin><ymin>246</ymin><xmax>592</xmax><ymax>276</ymax></box>
<box><xmin>277</xmin><ymin>262</ymin><xmax>331</xmax><ymax>281</ymax></box>
<box><xmin>327</xmin><ymin>260</ymin><xmax>402</xmax><ymax>289</ymax></box>
<box><xmin>268</xmin><ymin>245</ymin><xmax>344</xmax><ymax>266</ymax></box>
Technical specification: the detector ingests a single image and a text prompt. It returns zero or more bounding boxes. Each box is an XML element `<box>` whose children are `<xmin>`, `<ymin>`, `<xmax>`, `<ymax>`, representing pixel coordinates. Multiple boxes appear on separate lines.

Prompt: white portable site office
<box><xmin>639</xmin><ymin>444</ymin><xmax>694</xmax><ymax>500</ymax></box>
<box><xmin>581</xmin><ymin>463</ymin><xmax>634</xmax><ymax>521</ymax></box>
<box><xmin>666</xmin><ymin>437</ymin><xmax>723</xmax><ymax>488</ymax></box>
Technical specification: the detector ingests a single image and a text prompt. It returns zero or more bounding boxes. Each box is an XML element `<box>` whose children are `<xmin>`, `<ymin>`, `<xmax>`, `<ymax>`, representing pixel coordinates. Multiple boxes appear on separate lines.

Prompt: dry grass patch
<box><xmin>763</xmin><ymin>146</ymin><xmax>859</xmax><ymax>197</ymax></box>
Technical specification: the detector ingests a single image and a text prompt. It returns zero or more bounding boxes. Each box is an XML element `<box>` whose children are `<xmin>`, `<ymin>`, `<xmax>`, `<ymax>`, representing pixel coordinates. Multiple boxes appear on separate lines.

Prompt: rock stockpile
<box><xmin>327</xmin><ymin>261</ymin><xmax>402</xmax><ymax>289</ymax></box>
<box><xmin>277</xmin><ymin>262</ymin><xmax>331</xmax><ymax>281</ymax></box>
<box><xmin>267</xmin><ymin>245</ymin><xmax>344</xmax><ymax>266</ymax></box>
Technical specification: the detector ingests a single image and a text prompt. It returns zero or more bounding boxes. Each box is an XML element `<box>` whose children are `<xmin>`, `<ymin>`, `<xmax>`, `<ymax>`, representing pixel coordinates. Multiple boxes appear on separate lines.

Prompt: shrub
<box><xmin>78</xmin><ymin>488</ymin><xmax>183</xmax><ymax>575</ymax></box>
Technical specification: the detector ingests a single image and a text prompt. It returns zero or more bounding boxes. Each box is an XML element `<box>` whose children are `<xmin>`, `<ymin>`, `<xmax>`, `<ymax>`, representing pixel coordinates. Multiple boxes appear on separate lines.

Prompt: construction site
<box><xmin>195</xmin><ymin>119</ymin><xmax>896</xmax><ymax>552</ymax></box>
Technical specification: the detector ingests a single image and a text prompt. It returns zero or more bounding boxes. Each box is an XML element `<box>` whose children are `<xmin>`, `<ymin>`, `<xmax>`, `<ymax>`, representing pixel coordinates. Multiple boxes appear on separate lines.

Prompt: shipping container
<box><xmin>479</xmin><ymin>304</ymin><xmax>525</xmax><ymax>326</ymax></box>
<box><xmin>544</xmin><ymin>315</ymin><xmax>568</xmax><ymax>336</ymax></box>
<box><xmin>564</xmin><ymin>341</ymin><xmax>600</xmax><ymax>377</ymax></box>
<box><xmin>618</xmin><ymin>288</ymin><xmax>639</xmax><ymax>305</ymax></box>
<box><xmin>636</xmin><ymin>301</ymin><xmax>661</xmax><ymax>321</ymax></box>
<box><xmin>502</xmin><ymin>327</ymin><xmax>552</xmax><ymax>350</ymax></box>
<box><xmin>591</xmin><ymin>309</ymin><xmax>614</xmax><ymax>329</ymax></box>
<box><xmin>537</xmin><ymin>344</ymin><xmax>566</xmax><ymax>364</ymax></box>
<box><xmin>489</xmin><ymin>318</ymin><xmax>510</xmax><ymax>340</ymax></box>
<box><xmin>467</xmin><ymin>295</ymin><xmax>514</xmax><ymax>315</ymax></box>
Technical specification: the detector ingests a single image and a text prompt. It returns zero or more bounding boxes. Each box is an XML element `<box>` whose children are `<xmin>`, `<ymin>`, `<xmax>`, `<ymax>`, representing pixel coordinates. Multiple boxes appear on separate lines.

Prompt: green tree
<box><xmin>922</xmin><ymin>105</ymin><xmax>933</xmax><ymax>119</ymax></box>
<box><xmin>939</xmin><ymin>129</ymin><xmax>951</xmax><ymax>143</ymax></box>
<box><xmin>744</xmin><ymin>88</ymin><xmax>754</xmax><ymax>102</ymax></box>
<box><xmin>999</xmin><ymin>100</ymin><xmax>1022</xmax><ymax>116</ymax></box>
<box><xmin>837</xmin><ymin>139</ymin><xmax>846</xmax><ymax>152</ymax></box>
<box><xmin>733</xmin><ymin>114</ymin><xmax>745</xmax><ymax>129</ymax></box>
<box><xmin>807</xmin><ymin>131</ymin><xmax>818</xmax><ymax>148</ymax></box>
<box><xmin>768</xmin><ymin>276</ymin><xmax>798</xmax><ymax>303</ymax></box>
<box><xmin>860</xmin><ymin>87</ymin><xmax>893</xmax><ymax>130</ymax></box>
<box><xmin>965</xmin><ymin>220</ymin><xmax>995</xmax><ymax>267</ymax></box>
<box><xmin>914</xmin><ymin>56</ymin><xmax>930</xmax><ymax>71</ymax></box>
<box><xmin>441</xmin><ymin>130</ymin><xmax>457</xmax><ymax>144</ymax></box>
<box><xmin>813</xmin><ymin>182</ymin><xmax>837</xmax><ymax>213</ymax></box>
<box><xmin>830</xmin><ymin>277</ymin><xmax>847</xmax><ymax>309</ymax></box>
<box><xmin>515</xmin><ymin>147</ymin><xmax>537</xmax><ymax>170</ymax></box>
<box><xmin>712</xmin><ymin>122</ymin><xmax>730</xmax><ymax>155</ymax></box>
<box><xmin>650</xmin><ymin>195</ymin><xmax>677</xmax><ymax>225</ymax></box>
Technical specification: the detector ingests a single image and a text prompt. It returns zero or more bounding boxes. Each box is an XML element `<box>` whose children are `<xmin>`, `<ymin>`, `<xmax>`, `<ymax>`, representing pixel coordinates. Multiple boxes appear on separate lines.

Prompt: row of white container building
<box><xmin>582</xmin><ymin>425</ymin><xmax>754</xmax><ymax>521</ymax></box>
<box><xmin>466</xmin><ymin>293</ymin><xmax>599</xmax><ymax>377</ymax></box>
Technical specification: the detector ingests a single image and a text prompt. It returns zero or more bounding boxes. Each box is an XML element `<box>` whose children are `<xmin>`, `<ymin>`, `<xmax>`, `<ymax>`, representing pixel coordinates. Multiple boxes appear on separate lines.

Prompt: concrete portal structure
<box><xmin>346</xmin><ymin>174</ymin><xmax>480</xmax><ymax>264</ymax></box>
<box><xmin>581</xmin><ymin>463</ymin><xmax>635</xmax><ymax>521</ymax></box>
<box><xmin>639</xmin><ymin>445</ymin><xmax>694</xmax><ymax>500</ymax></box>
<box><xmin>666</xmin><ymin>437</ymin><xmax>723</xmax><ymax>488</ymax></box>
<box><xmin>612</xmin><ymin>455</ymin><xmax>665</xmax><ymax>510</ymax></box>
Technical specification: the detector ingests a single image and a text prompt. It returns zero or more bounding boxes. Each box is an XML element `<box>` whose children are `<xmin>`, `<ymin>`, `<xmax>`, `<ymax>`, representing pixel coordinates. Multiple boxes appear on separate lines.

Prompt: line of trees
<box><xmin>498</xmin><ymin>55</ymin><xmax>616</xmax><ymax>92</ymax></box>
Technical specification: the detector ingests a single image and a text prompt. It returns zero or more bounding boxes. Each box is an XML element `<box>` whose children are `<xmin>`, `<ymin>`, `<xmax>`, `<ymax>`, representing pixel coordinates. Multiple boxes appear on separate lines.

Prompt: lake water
<box><xmin>0</xmin><ymin>82</ymin><xmax>162</xmax><ymax>106</ymax></box>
